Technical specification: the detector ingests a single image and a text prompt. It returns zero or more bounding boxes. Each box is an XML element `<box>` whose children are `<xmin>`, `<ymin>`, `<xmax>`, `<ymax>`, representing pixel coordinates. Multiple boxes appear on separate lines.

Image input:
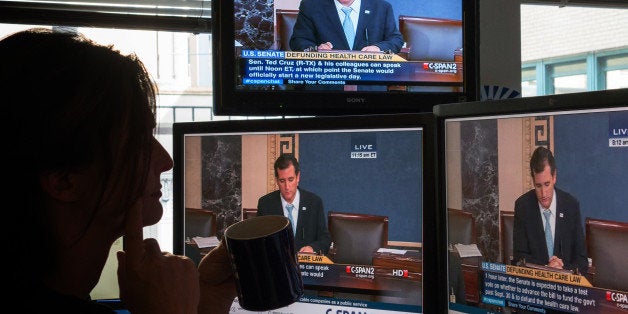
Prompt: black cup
<box><xmin>224</xmin><ymin>215</ymin><xmax>303</xmax><ymax>311</ymax></box>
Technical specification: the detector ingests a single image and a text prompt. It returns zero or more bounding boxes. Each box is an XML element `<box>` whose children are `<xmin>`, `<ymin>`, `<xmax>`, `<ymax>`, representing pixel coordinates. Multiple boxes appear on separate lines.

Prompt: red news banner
<box><xmin>481</xmin><ymin>262</ymin><xmax>628</xmax><ymax>313</ymax></box>
<box><xmin>240</xmin><ymin>49</ymin><xmax>462</xmax><ymax>86</ymax></box>
<box><xmin>297</xmin><ymin>251</ymin><xmax>421</xmax><ymax>297</ymax></box>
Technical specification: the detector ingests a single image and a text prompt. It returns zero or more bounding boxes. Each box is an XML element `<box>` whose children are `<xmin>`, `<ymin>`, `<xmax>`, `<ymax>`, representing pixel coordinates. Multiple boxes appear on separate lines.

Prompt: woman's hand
<box><xmin>198</xmin><ymin>239</ymin><xmax>238</xmax><ymax>314</ymax></box>
<box><xmin>117</xmin><ymin>201</ymin><xmax>200</xmax><ymax>314</ymax></box>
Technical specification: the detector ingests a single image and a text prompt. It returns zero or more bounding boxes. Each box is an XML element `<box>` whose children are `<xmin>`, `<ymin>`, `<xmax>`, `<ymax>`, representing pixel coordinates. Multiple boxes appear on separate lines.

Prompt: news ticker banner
<box><xmin>239</xmin><ymin>50</ymin><xmax>460</xmax><ymax>86</ymax></box>
<box><xmin>480</xmin><ymin>262</ymin><xmax>628</xmax><ymax>313</ymax></box>
<box><xmin>297</xmin><ymin>254</ymin><xmax>418</xmax><ymax>283</ymax></box>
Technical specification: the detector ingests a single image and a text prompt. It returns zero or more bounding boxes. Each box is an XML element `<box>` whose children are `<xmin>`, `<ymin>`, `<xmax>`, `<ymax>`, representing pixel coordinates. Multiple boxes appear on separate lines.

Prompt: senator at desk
<box><xmin>290</xmin><ymin>0</ymin><xmax>404</xmax><ymax>53</ymax></box>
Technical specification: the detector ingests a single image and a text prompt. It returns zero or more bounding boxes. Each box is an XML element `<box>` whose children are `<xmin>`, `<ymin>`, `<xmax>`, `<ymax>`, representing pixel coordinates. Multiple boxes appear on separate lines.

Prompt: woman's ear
<box><xmin>39</xmin><ymin>170</ymin><xmax>81</xmax><ymax>202</ymax></box>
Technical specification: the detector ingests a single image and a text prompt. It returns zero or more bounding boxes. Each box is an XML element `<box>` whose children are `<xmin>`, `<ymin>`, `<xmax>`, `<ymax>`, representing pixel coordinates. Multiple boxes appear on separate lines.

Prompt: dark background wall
<box><xmin>554</xmin><ymin>110</ymin><xmax>628</xmax><ymax>223</ymax></box>
<box><xmin>298</xmin><ymin>130</ymin><xmax>424</xmax><ymax>242</ymax></box>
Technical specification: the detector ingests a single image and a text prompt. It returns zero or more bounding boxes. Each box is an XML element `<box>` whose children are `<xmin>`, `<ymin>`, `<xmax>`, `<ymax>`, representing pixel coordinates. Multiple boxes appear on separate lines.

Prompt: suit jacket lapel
<box><xmin>529</xmin><ymin>203</ymin><xmax>549</xmax><ymax>258</ymax></box>
<box><xmin>323</xmin><ymin>0</ymin><xmax>343</xmax><ymax>37</ymax></box>
<box><xmin>355</xmin><ymin>0</ymin><xmax>372</xmax><ymax>43</ymax></box>
<box><xmin>532</xmin><ymin>206</ymin><xmax>545</xmax><ymax>240</ymax></box>
<box><xmin>272</xmin><ymin>191</ymin><xmax>284</xmax><ymax>215</ymax></box>
<box><xmin>554</xmin><ymin>196</ymin><xmax>566</xmax><ymax>255</ymax></box>
<box><xmin>295</xmin><ymin>189</ymin><xmax>307</xmax><ymax>233</ymax></box>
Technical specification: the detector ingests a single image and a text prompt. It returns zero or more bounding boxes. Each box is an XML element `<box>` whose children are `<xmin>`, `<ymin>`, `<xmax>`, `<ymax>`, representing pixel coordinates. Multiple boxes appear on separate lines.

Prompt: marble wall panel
<box><xmin>235</xmin><ymin>0</ymin><xmax>274</xmax><ymax>49</ymax></box>
<box><xmin>201</xmin><ymin>136</ymin><xmax>242</xmax><ymax>239</ymax></box>
<box><xmin>460</xmin><ymin>119</ymin><xmax>499</xmax><ymax>262</ymax></box>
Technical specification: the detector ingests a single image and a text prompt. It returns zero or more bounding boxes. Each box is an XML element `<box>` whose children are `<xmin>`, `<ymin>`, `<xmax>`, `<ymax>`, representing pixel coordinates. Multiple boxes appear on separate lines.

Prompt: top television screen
<box><xmin>212</xmin><ymin>0</ymin><xmax>478</xmax><ymax>115</ymax></box>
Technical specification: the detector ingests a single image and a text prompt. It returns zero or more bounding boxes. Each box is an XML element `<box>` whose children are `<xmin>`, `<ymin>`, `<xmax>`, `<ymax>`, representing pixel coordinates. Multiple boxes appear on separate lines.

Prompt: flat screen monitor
<box><xmin>172</xmin><ymin>113</ymin><xmax>437</xmax><ymax>313</ymax></box>
<box><xmin>434</xmin><ymin>88</ymin><xmax>628</xmax><ymax>314</ymax></box>
<box><xmin>212</xmin><ymin>0</ymin><xmax>478</xmax><ymax>116</ymax></box>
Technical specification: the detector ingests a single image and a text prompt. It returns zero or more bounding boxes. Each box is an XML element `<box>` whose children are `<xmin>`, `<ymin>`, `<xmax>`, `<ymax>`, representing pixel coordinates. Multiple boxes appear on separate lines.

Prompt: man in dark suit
<box><xmin>257</xmin><ymin>154</ymin><xmax>332</xmax><ymax>254</ymax></box>
<box><xmin>289</xmin><ymin>0</ymin><xmax>404</xmax><ymax>53</ymax></box>
<box><xmin>513</xmin><ymin>146</ymin><xmax>588</xmax><ymax>275</ymax></box>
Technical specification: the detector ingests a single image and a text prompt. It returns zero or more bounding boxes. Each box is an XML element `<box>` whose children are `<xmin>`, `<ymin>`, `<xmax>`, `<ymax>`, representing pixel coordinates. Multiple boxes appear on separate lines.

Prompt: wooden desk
<box><xmin>460</xmin><ymin>256</ymin><xmax>481</xmax><ymax>305</ymax></box>
<box><xmin>449</xmin><ymin>251</ymin><xmax>482</xmax><ymax>306</ymax></box>
<box><xmin>372</xmin><ymin>249</ymin><xmax>422</xmax><ymax>273</ymax></box>
<box><xmin>185</xmin><ymin>240</ymin><xmax>217</xmax><ymax>265</ymax></box>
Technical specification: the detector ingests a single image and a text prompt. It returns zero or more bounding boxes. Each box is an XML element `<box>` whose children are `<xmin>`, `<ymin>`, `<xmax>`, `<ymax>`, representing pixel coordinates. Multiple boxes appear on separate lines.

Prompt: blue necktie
<box><xmin>286</xmin><ymin>204</ymin><xmax>296</xmax><ymax>235</ymax></box>
<box><xmin>341</xmin><ymin>7</ymin><xmax>355</xmax><ymax>49</ymax></box>
<box><xmin>543</xmin><ymin>210</ymin><xmax>553</xmax><ymax>257</ymax></box>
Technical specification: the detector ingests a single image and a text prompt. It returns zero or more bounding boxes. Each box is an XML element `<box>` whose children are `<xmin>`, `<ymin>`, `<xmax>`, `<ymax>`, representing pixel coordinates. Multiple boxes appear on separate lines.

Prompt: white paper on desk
<box><xmin>192</xmin><ymin>236</ymin><xmax>219</xmax><ymax>248</ymax></box>
<box><xmin>454</xmin><ymin>243</ymin><xmax>482</xmax><ymax>257</ymax></box>
<box><xmin>377</xmin><ymin>248</ymin><xmax>407</xmax><ymax>255</ymax></box>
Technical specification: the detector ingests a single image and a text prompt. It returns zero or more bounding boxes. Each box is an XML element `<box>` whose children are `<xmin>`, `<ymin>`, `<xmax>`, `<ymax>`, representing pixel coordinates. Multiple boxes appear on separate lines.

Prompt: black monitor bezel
<box><xmin>211</xmin><ymin>0</ymin><xmax>479</xmax><ymax>116</ymax></box>
<box><xmin>172</xmin><ymin>113</ymin><xmax>438</xmax><ymax>312</ymax></box>
<box><xmin>432</xmin><ymin>88</ymin><xmax>628</xmax><ymax>313</ymax></box>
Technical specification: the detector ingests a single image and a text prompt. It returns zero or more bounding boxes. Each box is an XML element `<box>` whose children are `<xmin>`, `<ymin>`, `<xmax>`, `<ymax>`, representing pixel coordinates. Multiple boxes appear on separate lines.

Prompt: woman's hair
<box><xmin>1</xmin><ymin>28</ymin><xmax>157</xmax><ymax>279</ymax></box>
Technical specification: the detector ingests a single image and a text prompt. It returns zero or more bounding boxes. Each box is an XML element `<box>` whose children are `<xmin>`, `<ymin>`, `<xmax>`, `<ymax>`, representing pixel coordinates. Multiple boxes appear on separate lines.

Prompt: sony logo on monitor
<box><xmin>346</xmin><ymin>97</ymin><xmax>367</xmax><ymax>103</ymax></box>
